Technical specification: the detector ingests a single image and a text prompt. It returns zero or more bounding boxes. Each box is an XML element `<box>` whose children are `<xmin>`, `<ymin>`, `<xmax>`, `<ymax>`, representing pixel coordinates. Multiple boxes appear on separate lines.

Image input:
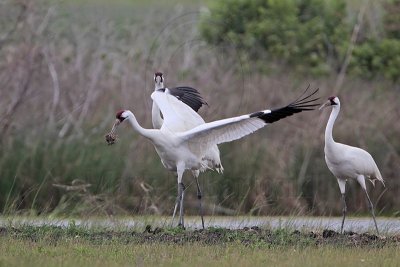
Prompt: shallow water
<box><xmin>1</xmin><ymin>216</ymin><xmax>399</xmax><ymax>234</ymax></box>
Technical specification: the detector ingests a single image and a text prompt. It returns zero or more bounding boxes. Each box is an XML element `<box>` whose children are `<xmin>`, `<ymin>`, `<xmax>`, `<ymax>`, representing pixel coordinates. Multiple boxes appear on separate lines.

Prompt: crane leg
<box><xmin>172</xmin><ymin>184</ymin><xmax>185</xmax><ymax>228</ymax></box>
<box><xmin>193</xmin><ymin>171</ymin><xmax>205</xmax><ymax>229</ymax></box>
<box><xmin>337</xmin><ymin>179</ymin><xmax>347</xmax><ymax>234</ymax></box>
<box><xmin>171</xmin><ymin>189</ymin><xmax>180</xmax><ymax>227</ymax></box>
<box><xmin>171</xmin><ymin>166</ymin><xmax>186</xmax><ymax>229</ymax></box>
<box><xmin>365</xmin><ymin>191</ymin><xmax>380</xmax><ymax>235</ymax></box>
<box><xmin>178</xmin><ymin>182</ymin><xmax>185</xmax><ymax>228</ymax></box>
<box><xmin>177</xmin><ymin>165</ymin><xmax>186</xmax><ymax>229</ymax></box>
<box><xmin>340</xmin><ymin>193</ymin><xmax>347</xmax><ymax>234</ymax></box>
<box><xmin>357</xmin><ymin>175</ymin><xmax>380</xmax><ymax>235</ymax></box>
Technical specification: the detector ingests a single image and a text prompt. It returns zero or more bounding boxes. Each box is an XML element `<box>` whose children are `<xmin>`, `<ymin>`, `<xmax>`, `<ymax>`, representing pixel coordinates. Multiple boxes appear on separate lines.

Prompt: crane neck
<box><xmin>125</xmin><ymin>111</ymin><xmax>156</xmax><ymax>140</ymax></box>
<box><xmin>325</xmin><ymin>104</ymin><xmax>340</xmax><ymax>145</ymax></box>
<box><xmin>154</xmin><ymin>82</ymin><xmax>164</xmax><ymax>91</ymax></box>
<box><xmin>151</xmin><ymin>102</ymin><xmax>163</xmax><ymax>129</ymax></box>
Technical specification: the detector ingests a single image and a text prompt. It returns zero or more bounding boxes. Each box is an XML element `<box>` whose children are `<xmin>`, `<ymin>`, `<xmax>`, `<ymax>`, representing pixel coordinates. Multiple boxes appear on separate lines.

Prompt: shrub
<box><xmin>200</xmin><ymin>0</ymin><xmax>349</xmax><ymax>75</ymax></box>
<box><xmin>200</xmin><ymin>0</ymin><xmax>400</xmax><ymax>81</ymax></box>
<box><xmin>384</xmin><ymin>0</ymin><xmax>400</xmax><ymax>39</ymax></box>
<box><xmin>351</xmin><ymin>38</ymin><xmax>400</xmax><ymax>81</ymax></box>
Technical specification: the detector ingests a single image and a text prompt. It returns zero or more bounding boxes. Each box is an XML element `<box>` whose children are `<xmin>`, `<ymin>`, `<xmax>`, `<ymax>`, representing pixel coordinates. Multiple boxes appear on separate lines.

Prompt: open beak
<box><xmin>319</xmin><ymin>100</ymin><xmax>331</xmax><ymax>110</ymax></box>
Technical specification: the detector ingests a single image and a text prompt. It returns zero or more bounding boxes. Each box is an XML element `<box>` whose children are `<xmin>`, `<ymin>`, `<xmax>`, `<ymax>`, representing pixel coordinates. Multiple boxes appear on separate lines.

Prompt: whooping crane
<box><xmin>320</xmin><ymin>96</ymin><xmax>385</xmax><ymax>235</ymax></box>
<box><xmin>108</xmin><ymin>87</ymin><xmax>319</xmax><ymax>228</ymax></box>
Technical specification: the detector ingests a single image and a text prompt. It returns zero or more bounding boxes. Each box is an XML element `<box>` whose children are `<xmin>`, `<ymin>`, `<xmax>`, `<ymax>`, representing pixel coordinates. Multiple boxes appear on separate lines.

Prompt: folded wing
<box><xmin>168</xmin><ymin>86</ymin><xmax>208</xmax><ymax>112</ymax></box>
<box><xmin>151</xmin><ymin>89</ymin><xmax>206</xmax><ymax>132</ymax></box>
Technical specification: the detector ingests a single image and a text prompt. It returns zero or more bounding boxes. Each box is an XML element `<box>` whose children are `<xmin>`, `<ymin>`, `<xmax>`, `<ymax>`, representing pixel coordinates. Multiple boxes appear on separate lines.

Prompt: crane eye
<box><xmin>154</xmin><ymin>74</ymin><xmax>163</xmax><ymax>83</ymax></box>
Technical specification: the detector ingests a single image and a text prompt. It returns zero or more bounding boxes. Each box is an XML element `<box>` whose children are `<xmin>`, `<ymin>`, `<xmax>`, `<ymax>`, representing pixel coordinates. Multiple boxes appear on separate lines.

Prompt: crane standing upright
<box><xmin>320</xmin><ymin>96</ymin><xmax>385</xmax><ymax>235</ymax></box>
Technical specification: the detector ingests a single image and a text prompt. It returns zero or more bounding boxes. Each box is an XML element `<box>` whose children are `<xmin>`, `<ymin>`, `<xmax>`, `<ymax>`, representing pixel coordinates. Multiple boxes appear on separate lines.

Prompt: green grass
<box><xmin>1</xmin><ymin>237</ymin><xmax>399</xmax><ymax>267</ymax></box>
<box><xmin>1</xmin><ymin>223</ymin><xmax>400</xmax><ymax>266</ymax></box>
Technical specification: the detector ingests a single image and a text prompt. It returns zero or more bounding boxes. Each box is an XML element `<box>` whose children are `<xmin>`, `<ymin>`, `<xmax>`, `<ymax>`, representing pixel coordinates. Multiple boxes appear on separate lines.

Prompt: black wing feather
<box><xmin>253</xmin><ymin>87</ymin><xmax>319</xmax><ymax>124</ymax></box>
<box><xmin>168</xmin><ymin>86</ymin><xmax>208</xmax><ymax>112</ymax></box>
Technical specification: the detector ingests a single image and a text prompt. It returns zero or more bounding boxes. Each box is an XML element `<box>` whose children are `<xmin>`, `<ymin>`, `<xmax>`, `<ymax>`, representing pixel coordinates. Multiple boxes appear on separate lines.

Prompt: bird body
<box><xmin>120</xmin><ymin>110</ymin><xmax>200</xmax><ymax>172</ymax></box>
<box><xmin>110</xmin><ymin>87</ymin><xmax>319</xmax><ymax>228</ymax></box>
<box><xmin>325</xmin><ymin>142</ymin><xmax>383</xmax><ymax>184</ymax></box>
<box><xmin>320</xmin><ymin>96</ymin><xmax>384</xmax><ymax>234</ymax></box>
<box><xmin>151</xmin><ymin>73</ymin><xmax>219</xmax><ymax>173</ymax></box>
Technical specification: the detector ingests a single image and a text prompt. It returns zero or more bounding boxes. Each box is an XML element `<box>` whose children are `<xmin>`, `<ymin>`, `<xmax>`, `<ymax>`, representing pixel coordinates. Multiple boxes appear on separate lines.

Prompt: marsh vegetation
<box><xmin>0</xmin><ymin>0</ymin><xmax>399</xmax><ymax>218</ymax></box>
<box><xmin>1</xmin><ymin>1</ymin><xmax>399</xmax><ymax>265</ymax></box>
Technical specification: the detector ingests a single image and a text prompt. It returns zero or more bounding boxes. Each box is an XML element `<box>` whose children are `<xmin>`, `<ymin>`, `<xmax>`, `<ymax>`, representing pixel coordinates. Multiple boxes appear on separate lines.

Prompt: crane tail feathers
<box><xmin>216</xmin><ymin>164</ymin><xmax>224</xmax><ymax>174</ymax></box>
<box><xmin>369</xmin><ymin>179</ymin><xmax>376</xmax><ymax>187</ymax></box>
<box><xmin>369</xmin><ymin>177</ymin><xmax>385</xmax><ymax>188</ymax></box>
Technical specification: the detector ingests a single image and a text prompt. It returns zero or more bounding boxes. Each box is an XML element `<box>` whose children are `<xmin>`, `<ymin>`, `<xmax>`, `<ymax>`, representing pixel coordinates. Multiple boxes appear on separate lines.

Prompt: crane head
<box><xmin>116</xmin><ymin>110</ymin><xmax>128</xmax><ymax>122</ymax></box>
<box><xmin>154</xmin><ymin>72</ymin><xmax>164</xmax><ymax>89</ymax></box>
<box><xmin>319</xmin><ymin>96</ymin><xmax>339</xmax><ymax>110</ymax></box>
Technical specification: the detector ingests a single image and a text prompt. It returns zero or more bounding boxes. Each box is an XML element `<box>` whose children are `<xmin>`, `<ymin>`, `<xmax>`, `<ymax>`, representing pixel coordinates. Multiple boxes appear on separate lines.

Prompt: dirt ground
<box><xmin>1</xmin><ymin>225</ymin><xmax>399</xmax><ymax>248</ymax></box>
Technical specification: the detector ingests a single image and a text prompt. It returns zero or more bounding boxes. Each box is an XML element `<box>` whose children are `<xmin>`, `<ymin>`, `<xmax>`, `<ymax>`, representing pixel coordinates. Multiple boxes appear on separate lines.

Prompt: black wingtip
<box><xmin>256</xmin><ymin>86</ymin><xmax>320</xmax><ymax>124</ymax></box>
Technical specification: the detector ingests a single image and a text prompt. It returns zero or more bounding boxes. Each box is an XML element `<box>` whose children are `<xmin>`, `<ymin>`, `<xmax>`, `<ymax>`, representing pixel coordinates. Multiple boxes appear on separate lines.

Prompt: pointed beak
<box><xmin>155</xmin><ymin>76</ymin><xmax>163</xmax><ymax>85</ymax></box>
<box><xmin>319</xmin><ymin>100</ymin><xmax>331</xmax><ymax>110</ymax></box>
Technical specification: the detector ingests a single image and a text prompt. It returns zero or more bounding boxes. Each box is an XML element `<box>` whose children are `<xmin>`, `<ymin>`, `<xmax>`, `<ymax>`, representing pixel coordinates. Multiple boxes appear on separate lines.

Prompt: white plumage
<box><xmin>150</xmin><ymin>73</ymin><xmax>221</xmax><ymax>228</ymax></box>
<box><xmin>110</xmin><ymin>87</ymin><xmax>319</xmax><ymax>228</ymax></box>
<box><xmin>151</xmin><ymin>72</ymin><xmax>208</xmax><ymax>130</ymax></box>
<box><xmin>320</xmin><ymin>96</ymin><xmax>384</xmax><ymax>234</ymax></box>
<box><xmin>151</xmin><ymin>72</ymin><xmax>165</xmax><ymax>129</ymax></box>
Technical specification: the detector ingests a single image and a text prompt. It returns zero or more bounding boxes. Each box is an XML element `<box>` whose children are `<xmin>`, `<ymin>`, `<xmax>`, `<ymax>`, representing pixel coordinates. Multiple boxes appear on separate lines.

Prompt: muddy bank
<box><xmin>1</xmin><ymin>225</ymin><xmax>400</xmax><ymax>248</ymax></box>
<box><xmin>2</xmin><ymin>217</ymin><xmax>399</xmax><ymax>233</ymax></box>
<box><xmin>137</xmin><ymin>226</ymin><xmax>400</xmax><ymax>247</ymax></box>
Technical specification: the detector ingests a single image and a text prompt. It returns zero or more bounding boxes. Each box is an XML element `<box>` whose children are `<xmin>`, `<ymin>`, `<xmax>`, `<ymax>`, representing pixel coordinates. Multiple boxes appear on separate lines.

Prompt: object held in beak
<box><xmin>105</xmin><ymin>119</ymin><xmax>120</xmax><ymax>145</ymax></box>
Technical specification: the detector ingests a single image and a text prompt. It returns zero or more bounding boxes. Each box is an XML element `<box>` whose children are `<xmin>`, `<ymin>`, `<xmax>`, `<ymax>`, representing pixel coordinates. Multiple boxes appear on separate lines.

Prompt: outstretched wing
<box><xmin>179</xmin><ymin>87</ymin><xmax>319</xmax><ymax>149</ymax></box>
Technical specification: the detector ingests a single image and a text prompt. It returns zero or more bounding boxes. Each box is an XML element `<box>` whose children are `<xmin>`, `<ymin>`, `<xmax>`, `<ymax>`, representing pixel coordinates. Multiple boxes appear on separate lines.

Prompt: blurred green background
<box><xmin>0</xmin><ymin>0</ymin><xmax>399</xmax><ymax>217</ymax></box>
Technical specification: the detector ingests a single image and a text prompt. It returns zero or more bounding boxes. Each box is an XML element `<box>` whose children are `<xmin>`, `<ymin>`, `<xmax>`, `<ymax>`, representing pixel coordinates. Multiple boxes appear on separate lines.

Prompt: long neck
<box><xmin>154</xmin><ymin>82</ymin><xmax>164</xmax><ymax>91</ymax></box>
<box><xmin>151</xmin><ymin>102</ymin><xmax>163</xmax><ymax>129</ymax></box>
<box><xmin>126</xmin><ymin>112</ymin><xmax>156</xmax><ymax>140</ymax></box>
<box><xmin>325</xmin><ymin>104</ymin><xmax>340</xmax><ymax>146</ymax></box>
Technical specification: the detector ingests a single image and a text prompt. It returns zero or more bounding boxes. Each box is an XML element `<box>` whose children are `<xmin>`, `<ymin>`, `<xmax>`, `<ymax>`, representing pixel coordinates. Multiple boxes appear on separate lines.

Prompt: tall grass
<box><xmin>0</xmin><ymin>0</ymin><xmax>399</xmax><ymax>217</ymax></box>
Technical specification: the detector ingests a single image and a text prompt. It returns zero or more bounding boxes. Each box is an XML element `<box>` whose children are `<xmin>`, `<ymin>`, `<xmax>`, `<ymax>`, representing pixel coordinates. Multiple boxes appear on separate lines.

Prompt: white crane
<box><xmin>107</xmin><ymin>87</ymin><xmax>319</xmax><ymax>228</ymax></box>
<box><xmin>320</xmin><ymin>96</ymin><xmax>385</xmax><ymax>235</ymax></box>
<box><xmin>151</xmin><ymin>72</ymin><xmax>220</xmax><ymax>229</ymax></box>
